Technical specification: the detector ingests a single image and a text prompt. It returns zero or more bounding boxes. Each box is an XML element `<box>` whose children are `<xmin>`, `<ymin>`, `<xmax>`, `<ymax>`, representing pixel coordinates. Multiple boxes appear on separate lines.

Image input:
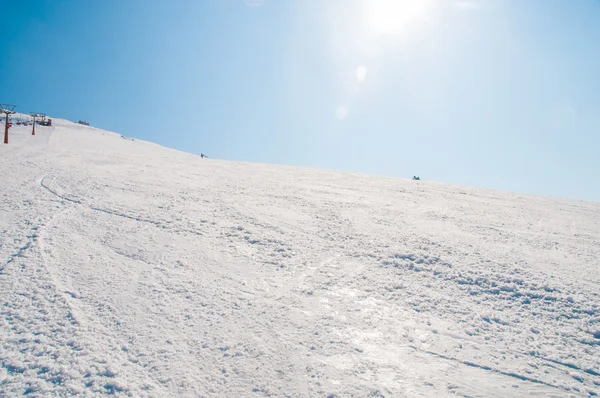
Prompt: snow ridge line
<box><xmin>39</xmin><ymin>175</ymin><xmax>82</xmax><ymax>204</ymax></box>
<box><xmin>410</xmin><ymin>346</ymin><xmax>572</xmax><ymax>393</ymax></box>
<box><xmin>39</xmin><ymin>175</ymin><xmax>203</xmax><ymax>236</ymax></box>
<box><xmin>527</xmin><ymin>353</ymin><xmax>600</xmax><ymax>378</ymax></box>
<box><xmin>0</xmin><ymin>228</ymin><xmax>39</xmax><ymax>273</ymax></box>
<box><xmin>89</xmin><ymin>206</ymin><xmax>203</xmax><ymax>236</ymax></box>
<box><xmin>90</xmin><ymin>206</ymin><xmax>162</xmax><ymax>226</ymax></box>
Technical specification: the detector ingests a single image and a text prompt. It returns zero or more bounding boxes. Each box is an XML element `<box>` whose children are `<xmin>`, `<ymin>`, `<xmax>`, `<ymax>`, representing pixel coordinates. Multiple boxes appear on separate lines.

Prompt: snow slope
<box><xmin>1</xmin><ymin>118</ymin><xmax>599</xmax><ymax>397</ymax></box>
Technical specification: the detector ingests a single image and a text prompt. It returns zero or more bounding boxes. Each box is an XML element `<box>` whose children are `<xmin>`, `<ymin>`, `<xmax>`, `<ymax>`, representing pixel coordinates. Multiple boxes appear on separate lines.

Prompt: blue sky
<box><xmin>2</xmin><ymin>0</ymin><xmax>599</xmax><ymax>201</ymax></box>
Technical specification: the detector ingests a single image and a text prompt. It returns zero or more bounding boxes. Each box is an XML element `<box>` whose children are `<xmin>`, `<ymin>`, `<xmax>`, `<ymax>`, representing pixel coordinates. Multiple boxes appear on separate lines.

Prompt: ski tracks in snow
<box><xmin>1</xmin><ymin>182</ymin><xmax>161</xmax><ymax>396</ymax></box>
<box><xmin>39</xmin><ymin>174</ymin><xmax>205</xmax><ymax>238</ymax></box>
<box><xmin>2</xmin><ymin>123</ymin><xmax>599</xmax><ymax>397</ymax></box>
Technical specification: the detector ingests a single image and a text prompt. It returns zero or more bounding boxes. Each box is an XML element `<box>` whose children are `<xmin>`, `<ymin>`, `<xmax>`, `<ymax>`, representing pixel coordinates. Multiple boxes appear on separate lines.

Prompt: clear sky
<box><xmin>2</xmin><ymin>0</ymin><xmax>599</xmax><ymax>201</ymax></box>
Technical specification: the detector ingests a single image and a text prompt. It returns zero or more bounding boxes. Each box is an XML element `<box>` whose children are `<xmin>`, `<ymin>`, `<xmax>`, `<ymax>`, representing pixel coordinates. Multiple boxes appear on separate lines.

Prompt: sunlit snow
<box><xmin>1</xmin><ymin>117</ymin><xmax>599</xmax><ymax>397</ymax></box>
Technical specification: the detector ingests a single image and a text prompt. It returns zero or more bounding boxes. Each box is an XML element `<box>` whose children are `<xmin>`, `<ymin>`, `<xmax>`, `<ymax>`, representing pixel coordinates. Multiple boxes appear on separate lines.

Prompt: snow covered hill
<box><xmin>1</xmin><ymin>118</ymin><xmax>599</xmax><ymax>397</ymax></box>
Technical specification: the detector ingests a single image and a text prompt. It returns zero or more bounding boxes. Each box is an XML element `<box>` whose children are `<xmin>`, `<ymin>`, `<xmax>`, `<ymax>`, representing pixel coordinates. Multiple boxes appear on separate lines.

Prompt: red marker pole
<box><xmin>3</xmin><ymin>113</ymin><xmax>8</xmax><ymax>144</ymax></box>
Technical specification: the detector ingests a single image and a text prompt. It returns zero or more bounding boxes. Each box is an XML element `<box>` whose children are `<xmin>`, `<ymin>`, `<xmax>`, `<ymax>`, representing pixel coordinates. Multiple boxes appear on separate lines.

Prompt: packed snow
<box><xmin>1</xmin><ymin>118</ymin><xmax>599</xmax><ymax>397</ymax></box>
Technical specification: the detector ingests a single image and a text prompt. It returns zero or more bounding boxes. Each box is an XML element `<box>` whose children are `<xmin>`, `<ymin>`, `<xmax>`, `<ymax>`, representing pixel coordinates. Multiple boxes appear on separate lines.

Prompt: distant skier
<box><xmin>201</xmin><ymin>153</ymin><xmax>206</xmax><ymax>158</ymax></box>
<box><xmin>413</xmin><ymin>176</ymin><xmax>420</xmax><ymax>181</ymax></box>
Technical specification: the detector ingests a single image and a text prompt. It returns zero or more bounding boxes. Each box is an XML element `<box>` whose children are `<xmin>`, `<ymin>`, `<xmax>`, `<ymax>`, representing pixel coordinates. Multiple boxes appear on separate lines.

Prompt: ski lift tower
<box><xmin>0</xmin><ymin>104</ymin><xmax>16</xmax><ymax>144</ymax></box>
<box><xmin>30</xmin><ymin>113</ymin><xmax>45</xmax><ymax>136</ymax></box>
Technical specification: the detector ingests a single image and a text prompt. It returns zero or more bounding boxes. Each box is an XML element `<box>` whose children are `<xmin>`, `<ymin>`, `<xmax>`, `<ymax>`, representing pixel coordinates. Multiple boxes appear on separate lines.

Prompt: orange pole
<box><xmin>3</xmin><ymin>113</ymin><xmax>8</xmax><ymax>144</ymax></box>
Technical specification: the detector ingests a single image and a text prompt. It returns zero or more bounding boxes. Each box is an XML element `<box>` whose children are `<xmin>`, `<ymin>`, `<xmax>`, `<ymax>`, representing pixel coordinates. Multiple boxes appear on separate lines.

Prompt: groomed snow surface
<box><xmin>1</xmin><ymin>118</ymin><xmax>599</xmax><ymax>397</ymax></box>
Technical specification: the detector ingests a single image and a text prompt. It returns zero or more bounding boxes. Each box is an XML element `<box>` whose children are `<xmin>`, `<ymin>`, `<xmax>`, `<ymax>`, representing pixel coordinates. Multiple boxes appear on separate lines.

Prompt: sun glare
<box><xmin>369</xmin><ymin>0</ymin><xmax>429</xmax><ymax>34</ymax></box>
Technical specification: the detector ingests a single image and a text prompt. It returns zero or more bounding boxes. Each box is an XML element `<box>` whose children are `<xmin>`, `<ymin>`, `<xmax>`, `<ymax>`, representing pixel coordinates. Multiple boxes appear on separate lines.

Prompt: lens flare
<box><xmin>356</xmin><ymin>66</ymin><xmax>368</xmax><ymax>83</ymax></box>
<box><xmin>335</xmin><ymin>106</ymin><xmax>349</xmax><ymax>120</ymax></box>
<box><xmin>369</xmin><ymin>0</ymin><xmax>428</xmax><ymax>34</ymax></box>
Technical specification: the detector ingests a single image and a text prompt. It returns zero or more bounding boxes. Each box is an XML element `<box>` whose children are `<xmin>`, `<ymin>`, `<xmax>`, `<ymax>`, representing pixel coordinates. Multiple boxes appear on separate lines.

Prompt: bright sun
<box><xmin>368</xmin><ymin>0</ymin><xmax>429</xmax><ymax>34</ymax></box>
